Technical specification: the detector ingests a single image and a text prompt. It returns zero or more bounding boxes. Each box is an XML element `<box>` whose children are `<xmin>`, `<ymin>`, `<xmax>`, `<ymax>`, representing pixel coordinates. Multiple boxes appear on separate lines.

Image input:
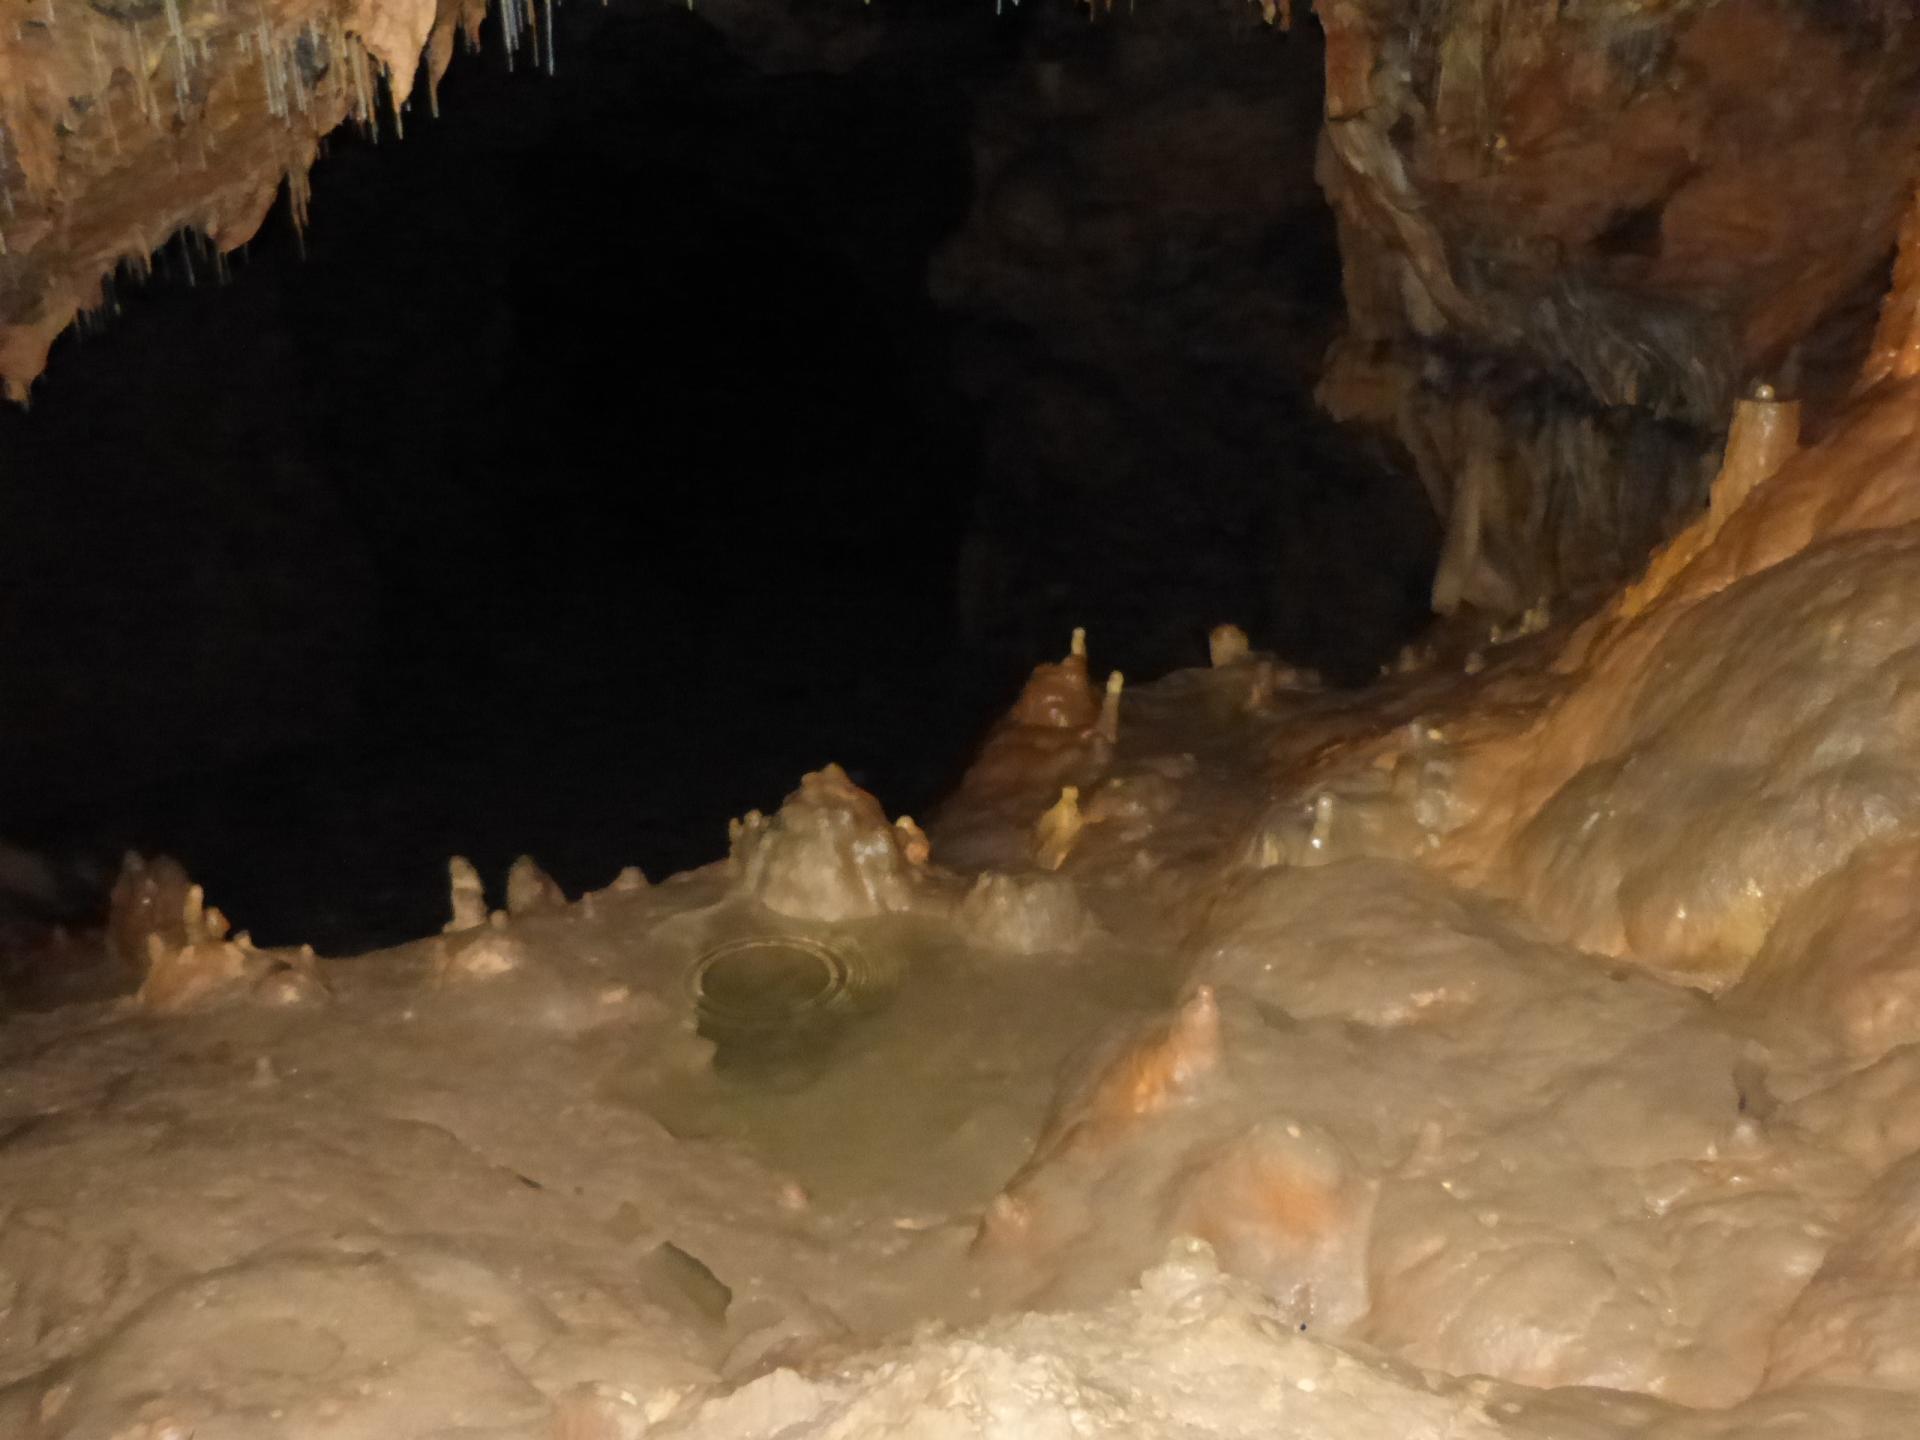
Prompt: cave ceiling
<box><xmin>3</xmin><ymin>0</ymin><xmax>1918</xmax><ymax>614</ymax></box>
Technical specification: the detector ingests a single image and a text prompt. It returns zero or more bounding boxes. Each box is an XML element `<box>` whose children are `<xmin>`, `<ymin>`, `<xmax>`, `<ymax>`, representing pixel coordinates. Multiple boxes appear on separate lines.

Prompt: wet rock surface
<box><xmin>1318</xmin><ymin>0</ymin><xmax>1920</xmax><ymax>613</ymax></box>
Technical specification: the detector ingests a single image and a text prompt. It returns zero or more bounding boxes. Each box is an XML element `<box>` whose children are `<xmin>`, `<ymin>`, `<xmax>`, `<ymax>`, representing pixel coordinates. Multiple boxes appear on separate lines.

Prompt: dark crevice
<box><xmin>0</xmin><ymin>1</ymin><xmax>1435</xmax><ymax>953</ymax></box>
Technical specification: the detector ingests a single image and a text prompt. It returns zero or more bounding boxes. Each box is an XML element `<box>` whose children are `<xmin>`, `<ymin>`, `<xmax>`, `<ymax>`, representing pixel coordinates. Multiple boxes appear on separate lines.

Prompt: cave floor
<box><xmin>4</xmin><ymin>590</ymin><xmax>1920</xmax><ymax>1437</ymax></box>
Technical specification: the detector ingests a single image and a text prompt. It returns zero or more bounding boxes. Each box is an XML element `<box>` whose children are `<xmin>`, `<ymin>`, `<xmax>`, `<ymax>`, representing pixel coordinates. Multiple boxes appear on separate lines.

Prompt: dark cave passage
<box><xmin>0</xmin><ymin>0</ymin><xmax>1438</xmax><ymax>957</ymax></box>
<box><xmin>13</xmin><ymin>5</ymin><xmax>1920</xmax><ymax>1433</ymax></box>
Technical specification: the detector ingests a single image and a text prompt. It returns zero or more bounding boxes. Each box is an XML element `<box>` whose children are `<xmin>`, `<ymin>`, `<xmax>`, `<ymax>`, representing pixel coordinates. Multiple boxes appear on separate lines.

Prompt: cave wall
<box><xmin>932</xmin><ymin>0</ymin><xmax>1440</xmax><ymax>683</ymax></box>
<box><xmin>6</xmin><ymin>0</ymin><xmax>1920</xmax><ymax>639</ymax></box>
<box><xmin>1315</xmin><ymin>0</ymin><xmax>1920</xmax><ymax>614</ymax></box>
<box><xmin>8</xmin><ymin>8</ymin><xmax>1920</xmax><ymax>1434</ymax></box>
<box><xmin>0</xmin><ymin>0</ymin><xmax>486</xmax><ymax>400</ymax></box>
<box><xmin>4</xmin><ymin>0</ymin><xmax>1446</xmax><ymax>690</ymax></box>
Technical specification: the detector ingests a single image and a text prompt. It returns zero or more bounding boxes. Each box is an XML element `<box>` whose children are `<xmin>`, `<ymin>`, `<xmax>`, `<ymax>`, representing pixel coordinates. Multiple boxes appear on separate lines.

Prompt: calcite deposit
<box><xmin>14</xmin><ymin>293</ymin><xmax>1920</xmax><ymax>1428</ymax></box>
<box><xmin>0</xmin><ymin>0</ymin><xmax>486</xmax><ymax>399</ymax></box>
<box><xmin>8</xmin><ymin>0</ymin><xmax>1920</xmax><ymax>1437</ymax></box>
<box><xmin>1317</xmin><ymin>0</ymin><xmax>1920</xmax><ymax>613</ymax></box>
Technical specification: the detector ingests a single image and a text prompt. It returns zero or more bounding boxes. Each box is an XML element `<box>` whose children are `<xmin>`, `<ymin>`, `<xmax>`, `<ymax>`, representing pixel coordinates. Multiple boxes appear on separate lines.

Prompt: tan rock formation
<box><xmin>1318</xmin><ymin>0</ymin><xmax>1920</xmax><ymax>611</ymax></box>
<box><xmin>0</xmin><ymin>0</ymin><xmax>485</xmax><ymax>399</ymax></box>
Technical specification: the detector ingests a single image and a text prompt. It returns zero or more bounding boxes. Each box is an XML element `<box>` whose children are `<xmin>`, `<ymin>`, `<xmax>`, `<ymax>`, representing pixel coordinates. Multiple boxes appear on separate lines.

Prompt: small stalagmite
<box><xmin>893</xmin><ymin>816</ymin><xmax>932</xmax><ymax>867</ymax></box>
<box><xmin>1209</xmin><ymin>624</ymin><xmax>1250</xmax><ymax>668</ymax></box>
<box><xmin>506</xmin><ymin>854</ymin><xmax>568</xmax><ymax>917</ymax></box>
<box><xmin>433</xmin><ymin>929</ymin><xmax>527</xmax><ymax>983</ymax></box>
<box><xmin>939</xmin><ymin>631</ymin><xmax>1116</xmax><ymax>857</ymax></box>
<box><xmin>730</xmin><ymin>763</ymin><xmax>926</xmax><ymax>921</ymax></box>
<box><xmin>1033</xmin><ymin>785</ymin><xmax>1085</xmax><ymax>872</ymax></box>
<box><xmin>107</xmin><ymin>852</ymin><xmax>199</xmax><ymax>975</ymax></box>
<box><xmin>108</xmin><ymin>852</ymin><xmax>323</xmax><ymax>1011</ymax></box>
<box><xmin>956</xmin><ymin>870</ymin><xmax>1089</xmax><ymax>954</ymax></box>
<box><xmin>1096</xmin><ymin>672</ymin><xmax>1124</xmax><ymax>745</ymax></box>
<box><xmin>1008</xmin><ymin>628</ymin><xmax>1101</xmax><ymax>732</ymax></box>
<box><xmin>445</xmin><ymin>855</ymin><xmax>488</xmax><ymax>933</ymax></box>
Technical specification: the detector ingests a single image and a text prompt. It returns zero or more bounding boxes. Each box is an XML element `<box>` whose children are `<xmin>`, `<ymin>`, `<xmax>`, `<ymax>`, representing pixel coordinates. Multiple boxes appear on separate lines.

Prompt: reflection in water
<box><xmin>692</xmin><ymin>933</ymin><xmax>888</xmax><ymax>1090</ymax></box>
<box><xmin>617</xmin><ymin>915</ymin><xmax>1170</xmax><ymax>1213</ymax></box>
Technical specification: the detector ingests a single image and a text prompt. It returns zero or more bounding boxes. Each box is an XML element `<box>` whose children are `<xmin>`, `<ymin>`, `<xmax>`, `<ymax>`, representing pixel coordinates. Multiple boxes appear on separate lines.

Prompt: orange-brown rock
<box><xmin>1318</xmin><ymin>0</ymin><xmax>1920</xmax><ymax>612</ymax></box>
<box><xmin>0</xmin><ymin>0</ymin><xmax>485</xmax><ymax>399</ymax></box>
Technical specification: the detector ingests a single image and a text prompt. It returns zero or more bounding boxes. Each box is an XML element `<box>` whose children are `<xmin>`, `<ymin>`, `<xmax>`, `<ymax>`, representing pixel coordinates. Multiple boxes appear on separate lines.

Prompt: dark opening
<box><xmin>0</xmin><ymin>0</ymin><xmax>1436</xmax><ymax>958</ymax></box>
<box><xmin>1593</xmin><ymin>198</ymin><xmax>1667</xmax><ymax>260</ymax></box>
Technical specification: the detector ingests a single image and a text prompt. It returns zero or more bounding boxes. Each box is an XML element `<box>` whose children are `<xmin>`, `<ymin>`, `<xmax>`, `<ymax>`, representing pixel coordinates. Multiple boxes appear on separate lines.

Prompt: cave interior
<box><xmin>3</xmin><ymin>0</ymin><xmax>1920</xmax><ymax>1436</ymax></box>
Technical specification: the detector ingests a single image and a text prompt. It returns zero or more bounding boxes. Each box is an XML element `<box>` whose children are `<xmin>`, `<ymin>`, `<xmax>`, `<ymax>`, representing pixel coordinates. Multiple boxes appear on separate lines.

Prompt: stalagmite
<box><xmin>1009</xmin><ymin>633</ymin><xmax>1100</xmax><ymax>731</ymax></box>
<box><xmin>729</xmin><ymin>764</ymin><xmax>925</xmax><ymax>921</ymax></box>
<box><xmin>1427</xmin><ymin>193</ymin><xmax>1920</xmax><ymax>985</ymax></box>
<box><xmin>1033</xmin><ymin>784</ymin><xmax>1084</xmax><ymax>872</ymax></box>
<box><xmin>444</xmin><ymin>853</ymin><xmax>488</xmax><ymax>932</ymax></box>
<box><xmin>955</xmin><ymin>869</ymin><xmax>1089</xmax><ymax>954</ymax></box>
<box><xmin>1207</xmin><ymin>624</ymin><xmax>1249</xmax><ymax>669</ymax></box>
<box><xmin>25</xmin><ymin>336</ymin><xmax>1920</xmax><ymax>1427</ymax></box>
<box><xmin>1096</xmin><ymin>670</ymin><xmax>1124</xmax><ymax>744</ymax></box>
<box><xmin>1604</xmin><ymin>385</ymin><xmax>1804</xmax><ymax>629</ymax></box>
<box><xmin>108</xmin><ymin>851</ymin><xmax>324</xmax><ymax>1010</ymax></box>
<box><xmin>433</xmin><ymin>925</ymin><xmax>525</xmax><ymax>980</ymax></box>
<box><xmin>135</xmin><ymin>887</ymin><xmax>251</xmax><ymax>1010</ymax></box>
<box><xmin>934</xmin><ymin>631</ymin><xmax>1116</xmax><ymax>866</ymax></box>
<box><xmin>507</xmin><ymin>854</ymin><xmax>569</xmax><ymax>916</ymax></box>
<box><xmin>1316</xmin><ymin>0</ymin><xmax>1920</xmax><ymax>613</ymax></box>
<box><xmin>14</xmin><ymin>4</ymin><xmax>1920</xmax><ymax>1438</ymax></box>
<box><xmin>892</xmin><ymin>816</ymin><xmax>931</xmax><ymax>868</ymax></box>
<box><xmin>107</xmin><ymin>851</ymin><xmax>199</xmax><ymax>974</ymax></box>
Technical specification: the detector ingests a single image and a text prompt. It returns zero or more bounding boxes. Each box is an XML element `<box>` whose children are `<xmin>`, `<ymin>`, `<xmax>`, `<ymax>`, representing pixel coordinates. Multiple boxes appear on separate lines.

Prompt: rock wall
<box><xmin>7</xmin><ymin>0</ymin><xmax>1920</xmax><ymax>640</ymax></box>
<box><xmin>1316</xmin><ymin>0</ymin><xmax>1920</xmax><ymax>613</ymax></box>
<box><xmin>931</xmin><ymin>0</ymin><xmax>1440</xmax><ymax>681</ymax></box>
<box><xmin>7</xmin><ymin>6</ymin><xmax>1920</xmax><ymax>1435</ymax></box>
<box><xmin>0</xmin><ymin>0</ymin><xmax>485</xmax><ymax>399</ymax></box>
